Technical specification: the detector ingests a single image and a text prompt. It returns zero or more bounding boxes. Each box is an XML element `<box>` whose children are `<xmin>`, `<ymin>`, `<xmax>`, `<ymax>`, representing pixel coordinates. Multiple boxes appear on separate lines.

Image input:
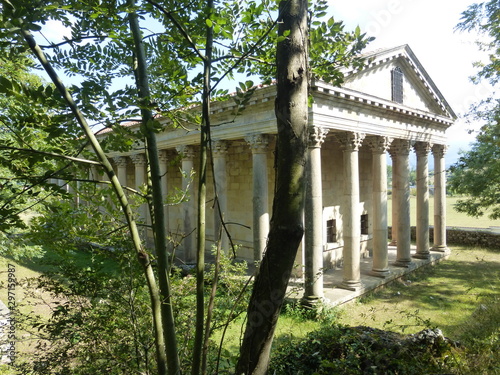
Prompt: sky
<box><xmin>327</xmin><ymin>0</ymin><xmax>493</xmax><ymax>166</ymax></box>
<box><xmin>39</xmin><ymin>0</ymin><xmax>491</xmax><ymax>166</ymax></box>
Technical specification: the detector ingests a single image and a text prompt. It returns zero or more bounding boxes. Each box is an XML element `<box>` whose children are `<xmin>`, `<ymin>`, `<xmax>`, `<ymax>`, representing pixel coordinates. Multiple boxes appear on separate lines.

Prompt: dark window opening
<box><xmin>361</xmin><ymin>214</ymin><xmax>369</xmax><ymax>235</ymax></box>
<box><xmin>391</xmin><ymin>67</ymin><xmax>404</xmax><ymax>103</ymax></box>
<box><xmin>326</xmin><ymin>219</ymin><xmax>337</xmax><ymax>243</ymax></box>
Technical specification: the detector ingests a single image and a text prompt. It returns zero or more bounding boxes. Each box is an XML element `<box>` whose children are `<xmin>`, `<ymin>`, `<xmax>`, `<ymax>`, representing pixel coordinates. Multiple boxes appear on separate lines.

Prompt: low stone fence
<box><xmin>389</xmin><ymin>226</ymin><xmax>500</xmax><ymax>250</ymax></box>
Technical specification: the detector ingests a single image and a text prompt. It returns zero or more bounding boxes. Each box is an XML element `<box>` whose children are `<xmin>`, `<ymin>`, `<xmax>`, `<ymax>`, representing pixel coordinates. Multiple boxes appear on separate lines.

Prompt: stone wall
<box><xmin>389</xmin><ymin>226</ymin><xmax>500</xmax><ymax>249</ymax></box>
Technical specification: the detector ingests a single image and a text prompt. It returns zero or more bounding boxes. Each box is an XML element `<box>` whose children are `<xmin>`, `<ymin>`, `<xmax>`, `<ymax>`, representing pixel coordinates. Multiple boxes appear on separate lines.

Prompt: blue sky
<box><xmin>328</xmin><ymin>0</ymin><xmax>493</xmax><ymax>166</ymax></box>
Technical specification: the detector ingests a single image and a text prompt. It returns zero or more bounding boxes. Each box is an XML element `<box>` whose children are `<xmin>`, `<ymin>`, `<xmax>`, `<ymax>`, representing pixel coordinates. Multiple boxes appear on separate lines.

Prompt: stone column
<box><xmin>303</xmin><ymin>126</ymin><xmax>328</xmax><ymax>303</ymax></box>
<box><xmin>113</xmin><ymin>156</ymin><xmax>128</xmax><ymax>188</ymax></box>
<box><xmin>389</xmin><ymin>151</ymin><xmax>398</xmax><ymax>246</ymax></box>
<box><xmin>246</xmin><ymin>134</ymin><xmax>270</xmax><ymax>262</ymax></box>
<box><xmin>158</xmin><ymin>150</ymin><xmax>170</xmax><ymax>236</ymax></box>
<box><xmin>413</xmin><ymin>142</ymin><xmax>432</xmax><ymax>259</ymax></box>
<box><xmin>212</xmin><ymin>140</ymin><xmax>229</xmax><ymax>252</ymax></box>
<box><xmin>130</xmin><ymin>154</ymin><xmax>147</xmax><ymax>225</ymax></box>
<box><xmin>335</xmin><ymin>132</ymin><xmax>365</xmax><ymax>290</ymax></box>
<box><xmin>390</xmin><ymin>140</ymin><xmax>412</xmax><ymax>267</ymax></box>
<box><xmin>177</xmin><ymin>145</ymin><xmax>196</xmax><ymax>263</ymax></box>
<box><xmin>367</xmin><ymin>136</ymin><xmax>393</xmax><ymax>278</ymax></box>
<box><xmin>72</xmin><ymin>181</ymin><xmax>81</xmax><ymax>208</ymax></box>
<box><xmin>432</xmin><ymin>144</ymin><xmax>449</xmax><ymax>252</ymax></box>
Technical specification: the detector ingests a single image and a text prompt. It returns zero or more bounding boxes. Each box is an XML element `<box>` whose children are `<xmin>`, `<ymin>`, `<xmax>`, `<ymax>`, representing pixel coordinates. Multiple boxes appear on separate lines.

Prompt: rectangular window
<box><xmin>326</xmin><ymin>219</ymin><xmax>337</xmax><ymax>243</ymax></box>
<box><xmin>391</xmin><ymin>67</ymin><xmax>404</xmax><ymax>103</ymax></box>
<box><xmin>360</xmin><ymin>214</ymin><xmax>369</xmax><ymax>235</ymax></box>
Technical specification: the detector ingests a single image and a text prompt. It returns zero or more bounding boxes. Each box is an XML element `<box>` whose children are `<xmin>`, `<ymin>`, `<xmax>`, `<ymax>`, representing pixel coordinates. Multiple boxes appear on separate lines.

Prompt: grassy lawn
<box><xmin>388</xmin><ymin>195</ymin><xmax>500</xmax><ymax>228</ymax></box>
<box><xmin>213</xmin><ymin>245</ymin><xmax>500</xmax><ymax>362</ymax></box>
<box><xmin>335</xmin><ymin>246</ymin><xmax>500</xmax><ymax>338</ymax></box>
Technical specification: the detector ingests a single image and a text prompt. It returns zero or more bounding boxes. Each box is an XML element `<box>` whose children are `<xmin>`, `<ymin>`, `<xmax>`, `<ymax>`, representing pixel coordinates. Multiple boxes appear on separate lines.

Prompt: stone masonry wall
<box><xmin>389</xmin><ymin>226</ymin><xmax>500</xmax><ymax>249</ymax></box>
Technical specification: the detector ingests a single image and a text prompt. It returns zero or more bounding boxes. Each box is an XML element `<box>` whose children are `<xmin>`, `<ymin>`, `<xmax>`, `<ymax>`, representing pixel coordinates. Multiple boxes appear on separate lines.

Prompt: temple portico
<box><xmin>94</xmin><ymin>45</ymin><xmax>455</xmax><ymax>299</ymax></box>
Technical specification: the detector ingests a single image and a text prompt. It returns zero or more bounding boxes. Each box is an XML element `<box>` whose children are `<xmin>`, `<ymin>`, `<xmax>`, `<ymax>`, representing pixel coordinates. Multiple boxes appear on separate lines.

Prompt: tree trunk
<box><xmin>191</xmin><ymin>0</ymin><xmax>213</xmax><ymax>372</ymax></box>
<box><xmin>18</xmin><ymin>23</ymin><xmax>178</xmax><ymax>375</ymax></box>
<box><xmin>127</xmin><ymin>3</ymin><xmax>181</xmax><ymax>374</ymax></box>
<box><xmin>235</xmin><ymin>0</ymin><xmax>309</xmax><ymax>373</ymax></box>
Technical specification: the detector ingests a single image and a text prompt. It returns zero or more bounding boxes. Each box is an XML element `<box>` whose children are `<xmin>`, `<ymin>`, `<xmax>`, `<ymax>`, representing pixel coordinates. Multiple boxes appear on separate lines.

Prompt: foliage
<box><xmin>449</xmin><ymin>0</ymin><xmax>500</xmax><ymax>219</ymax></box>
<box><xmin>0</xmin><ymin>52</ymin><xmax>82</xmax><ymax>233</ymax></box>
<box><xmin>10</xmin><ymin>207</ymin><xmax>250</xmax><ymax>374</ymax></box>
<box><xmin>15</xmin><ymin>251</ymin><xmax>157</xmax><ymax>375</ymax></box>
<box><xmin>449</xmin><ymin>114</ymin><xmax>500</xmax><ymax>219</ymax></box>
<box><xmin>269</xmin><ymin>324</ymin><xmax>458</xmax><ymax>375</ymax></box>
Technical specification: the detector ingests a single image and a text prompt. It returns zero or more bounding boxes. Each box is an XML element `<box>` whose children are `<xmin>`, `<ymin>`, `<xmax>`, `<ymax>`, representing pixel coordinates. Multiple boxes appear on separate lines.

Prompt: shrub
<box><xmin>269</xmin><ymin>324</ymin><xmax>458</xmax><ymax>375</ymax></box>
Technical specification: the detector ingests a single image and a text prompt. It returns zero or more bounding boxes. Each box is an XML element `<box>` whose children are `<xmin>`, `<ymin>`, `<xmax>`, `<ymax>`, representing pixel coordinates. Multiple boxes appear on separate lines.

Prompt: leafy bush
<box><xmin>269</xmin><ymin>324</ymin><xmax>458</xmax><ymax>375</ymax></box>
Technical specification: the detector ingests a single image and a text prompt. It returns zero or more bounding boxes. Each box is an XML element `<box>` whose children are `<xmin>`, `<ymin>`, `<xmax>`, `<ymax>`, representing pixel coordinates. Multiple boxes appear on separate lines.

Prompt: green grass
<box><xmin>388</xmin><ymin>195</ymin><xmax>500</xmax><ymax>228</ymax></box>
<box><xmin>336</xmin><ymin>246</ymin><xmax>500</xmax><ymax>338</ymax></box>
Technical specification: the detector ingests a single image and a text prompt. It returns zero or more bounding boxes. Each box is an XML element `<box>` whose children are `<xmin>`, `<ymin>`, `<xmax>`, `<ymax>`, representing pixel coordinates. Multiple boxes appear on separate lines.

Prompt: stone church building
<box><xmin>101</xmin><ymin>45</ymin><xmax>456</xmax><ymax>301</ymax></box>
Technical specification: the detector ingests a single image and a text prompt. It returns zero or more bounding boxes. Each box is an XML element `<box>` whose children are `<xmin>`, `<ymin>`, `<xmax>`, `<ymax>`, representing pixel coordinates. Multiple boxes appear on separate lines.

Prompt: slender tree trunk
<box><xmin>191</xmin><ymin>1</ymin><xmax>213</xmax><ymax>372</ymax></box>
<box><xmin>18</xmin><ymin>25</ymin><xmax>175</xmax><ymax>375</ymax></box>
<box><xmin>235</xmin><ymin>0</ymin><xmax>309</xmax><ymax>373</ymax></box>
<box><xmin>127</xmin><ymin>3</ymin><xmax>181</xmax><ymax>374</ymax></box>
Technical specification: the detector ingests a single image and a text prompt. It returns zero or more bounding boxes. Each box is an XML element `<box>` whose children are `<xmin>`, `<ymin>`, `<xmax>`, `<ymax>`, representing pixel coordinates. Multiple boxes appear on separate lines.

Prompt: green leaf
<box><xmin>206</xmin><ymin>19</ymin><xmax>213</xmax><ymax>28</ymax></box>
<box><xmin>0</xmin><ymin>76</ymin><xmax>13</xmax><ymax>92</ymax></box>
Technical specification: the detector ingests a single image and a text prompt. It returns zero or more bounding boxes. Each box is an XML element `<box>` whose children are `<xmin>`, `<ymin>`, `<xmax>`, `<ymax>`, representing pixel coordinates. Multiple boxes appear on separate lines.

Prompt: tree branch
<box><xmin>39</xmin><ymin>35</ymin><xmax>109</xmax><ymax>48</ymax></box>
<box><xmin>143</xmin><ymin>0</ymin><xmax>205</xmax><ymax>61</ymax></box>
<box><xmin>0</xmin><ymin>146</ymin><xmax>101</xmax><ymax>166</ymax></box>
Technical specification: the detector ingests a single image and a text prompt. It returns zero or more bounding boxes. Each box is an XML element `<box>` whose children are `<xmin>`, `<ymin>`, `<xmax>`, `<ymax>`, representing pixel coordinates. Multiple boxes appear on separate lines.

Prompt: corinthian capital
<box><xmin>413</xmin><ymin>141</ymin><xmax>432</xmax><ymax>157</ymax></box>
<box><xmin>334</xmin><ymin>132</ymin><xmax>365</xmax><ymax>151</ymax></box>
<box><xmin>245</xmin><ymin>134</ymin><xmax>270</xmax><ymax>153</ymax></box>
<box><xmin>431</xmin><ymin>144</ymin><xmax>448</xmax><ymax>158</ymax></box>
<box><xmin>308</xmin><ymin>126</ymin><xmax>329</xmax><ymax>148</ymax></box>
<box><xmin>389</xmin><ymin>139</ymin><xmax>411</xmax><ymax>157</ymax></box>
<box><xmin>366</xmin><ymin>136</ymin><xmax>393</xmax><ymax>153</ymax></box>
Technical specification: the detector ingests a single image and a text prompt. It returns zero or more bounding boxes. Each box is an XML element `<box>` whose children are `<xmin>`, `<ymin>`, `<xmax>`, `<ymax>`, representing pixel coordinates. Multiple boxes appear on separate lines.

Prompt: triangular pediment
<box><xmin>342</xmin><ymin>45</ymin><xmax>456</xmax><ymax>120</ymax></box>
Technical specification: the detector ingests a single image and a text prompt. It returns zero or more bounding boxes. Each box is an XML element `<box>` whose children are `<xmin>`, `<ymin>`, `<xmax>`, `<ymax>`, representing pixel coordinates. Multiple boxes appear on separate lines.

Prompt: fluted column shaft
<box><xmin>432</xmin><ymin>144</ymin><xmax>449</xmax><ymax>252</ymax></box>
<box><xmin>177</xmin><ymin>145</ymin><xmax>196</xmax><ymax>263</ymax></box>
<box><xmin>246</xmin><ymin>134</ymin><xmax>270</xmax><ymax>262</ymax></box>
<box><xmin>336</xmin><ymin>132</ymin><xmax>365</xmax><ymax>290</ymax></box>
<box><xmin>212</xmin><ymin>141</ymin><xmax>229</xmax><ymax>252</ymax></box>
<box><xmin>390</xmin><ymin>140</ymin><xmax>412</xmax><ymax>267</ymax></box>
<box><xmin>303</xmin><ymin>126</ymin><xmax>328</xmax><ymax>302</ymax></box>
<box><xmin>367</xmin><ymin>136</ymin><xmax>392</xmax><ymax>277</ymax></box>
<box><xmin>414</xmin><ymin>142</ymin><xmax>432</xmax><ymax>259</ymax></box>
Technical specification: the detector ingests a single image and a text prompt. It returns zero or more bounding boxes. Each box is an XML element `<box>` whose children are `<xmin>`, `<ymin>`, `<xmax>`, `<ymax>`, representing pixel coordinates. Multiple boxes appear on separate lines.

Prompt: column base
<box><xmin>369</xmin><ymin>269</ymin><xmax>391</xmax><ymax>278</ymax></box>
<box><xmin>432</xmin><ymin>245</ymin><xmax>450</xmax><ymax>253</ymax></box>
<box><xmin>337</xmin><ymin>280</ymin><xmax>362</xmax><ymax>291</ymax></box>
<box><xmin>412</xmin><ymin>252</ymin><xmax>430</xmax><ymax>260</ymax></box>
<box><xmin>392</xmin><ymin>259</ymin><xmax>413</xmax><ymax>268</ymax></box>
<box><xmin>300</xmin><ymin>295</ymin><xmax>324</xmax><ymax>309</ymax></box>
<box><xmin>389</xmin><ymin>240</ymin><xmax>397</xmax><ymax>246</ymax></box>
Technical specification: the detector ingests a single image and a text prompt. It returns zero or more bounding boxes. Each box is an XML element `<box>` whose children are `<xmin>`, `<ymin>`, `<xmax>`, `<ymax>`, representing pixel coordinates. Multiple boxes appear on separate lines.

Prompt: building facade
<box><xmin>100</xmin><ymin>45</ymin><xmax>456</xmax><ymax>300</ymax></box>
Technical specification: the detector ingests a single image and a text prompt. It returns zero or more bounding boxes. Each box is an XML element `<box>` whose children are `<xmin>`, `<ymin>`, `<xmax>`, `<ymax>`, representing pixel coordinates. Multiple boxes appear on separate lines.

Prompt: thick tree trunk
<box><xmin>235</xmin><ymin>0</ymin><xmax>309</xmax><ymax>373</ymax></box>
